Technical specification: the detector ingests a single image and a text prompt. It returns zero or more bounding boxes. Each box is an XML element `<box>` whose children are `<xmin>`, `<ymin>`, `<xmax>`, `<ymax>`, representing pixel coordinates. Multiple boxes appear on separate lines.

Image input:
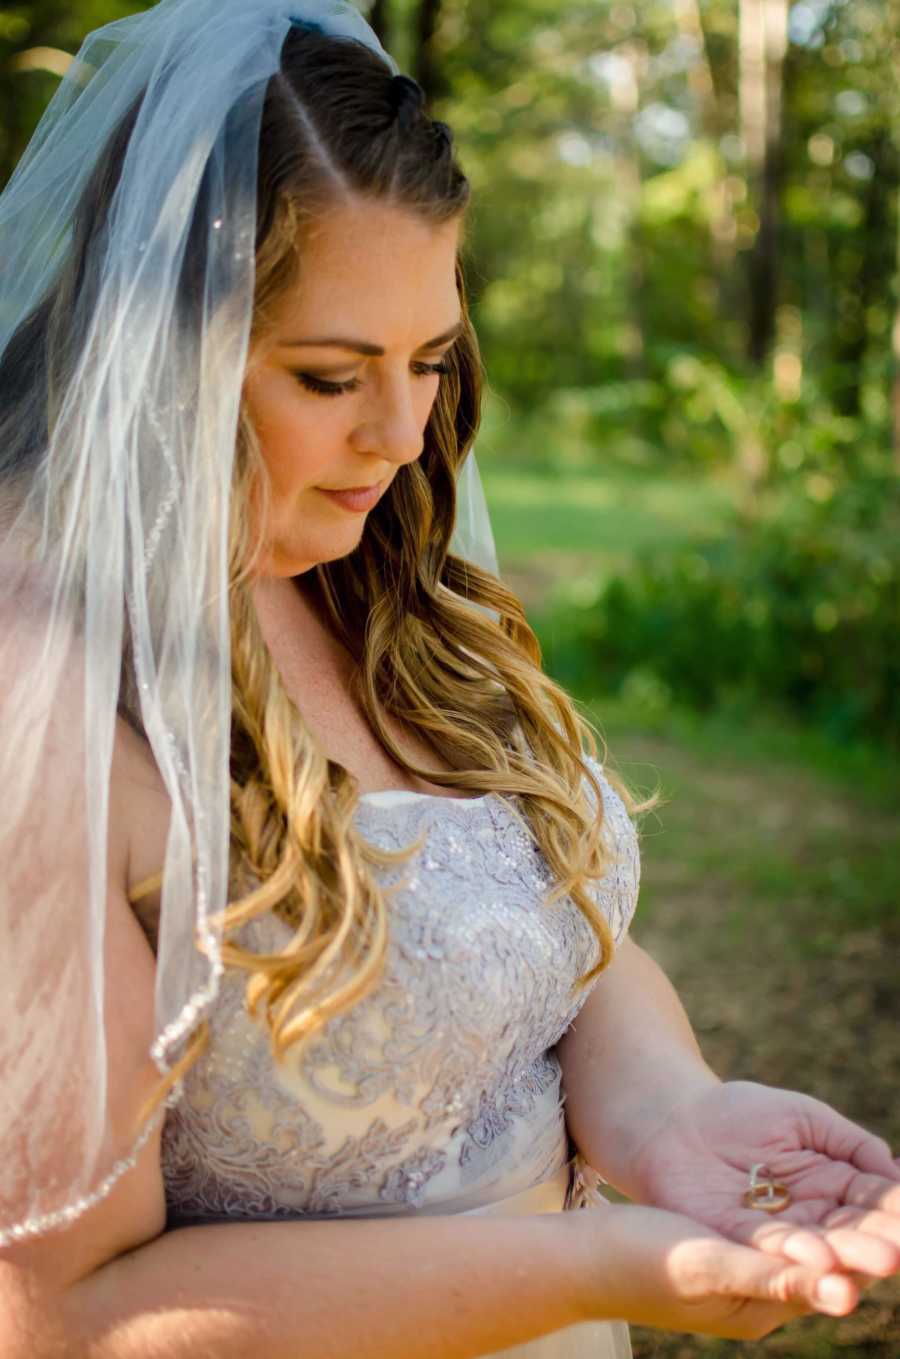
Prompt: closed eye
<box><xmin>293</xmin><ymin>360</ymin><xmax>451</xmax><ymax>399</ymax></box>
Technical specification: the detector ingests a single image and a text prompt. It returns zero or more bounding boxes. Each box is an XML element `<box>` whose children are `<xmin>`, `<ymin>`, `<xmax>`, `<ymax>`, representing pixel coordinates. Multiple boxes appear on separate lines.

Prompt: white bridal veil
<box><xmin>0</xmin><ymin>0</ymin><xmax>498</xmax><ymax>1246</ymax></box>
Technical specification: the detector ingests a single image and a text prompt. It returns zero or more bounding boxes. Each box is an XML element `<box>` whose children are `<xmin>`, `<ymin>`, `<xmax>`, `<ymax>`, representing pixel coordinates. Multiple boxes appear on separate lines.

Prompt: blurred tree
<box><xmin>779</xmin><ymin>0</ymin><xmax>899</xmax><ymax>466</ymax></box>
<box><xmin>412</xmin><ymin>0</ymin><xmax>445</xmax><ymax>103</ymax></box>
<box><xmin>1</xmin><ymin>2</ymin><xmax>145</xmax><ymax>186</ymax></box>
<box><xmin>738</xmin><ymin>0</ymin><xmax>788</xmax><ymax>371</ymax></box>
<box><xmin>4</xmin><ymin>0</ymin><xmax>899</xmax><ymax>489</ymax></box>
<box><xmin>367</xmin><ymin>0</ymin><xmax>390</xmax><ymax>49</ymax></box>
<box><xmin>894</xmin><ymin>178</ymin><xmax>900</xmax><ymax>469</ymax></box>
<box><xmin>3</xmin><ymin>0</ymin><xmax>898</xmax><ymax>751</ymax></box>
<box><xmin>887</xmin><ymin>0</ymin><xmax>900</xmax><ymax>469</ymax></box>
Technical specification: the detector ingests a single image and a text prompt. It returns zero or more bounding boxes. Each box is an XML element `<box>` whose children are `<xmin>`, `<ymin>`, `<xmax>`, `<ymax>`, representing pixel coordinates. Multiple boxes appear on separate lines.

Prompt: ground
<box><xmin>594</xmin><ymin>714</ymin><xmax>900</xmax><ymax>1359</ymax></box>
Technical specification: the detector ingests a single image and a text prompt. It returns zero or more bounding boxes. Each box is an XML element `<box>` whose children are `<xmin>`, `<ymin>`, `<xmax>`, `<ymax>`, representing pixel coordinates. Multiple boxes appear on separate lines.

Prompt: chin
<box><xmin>265</xmin><ymin>532</ymin><xmax>365</xmax><ymax>578</ymax></box>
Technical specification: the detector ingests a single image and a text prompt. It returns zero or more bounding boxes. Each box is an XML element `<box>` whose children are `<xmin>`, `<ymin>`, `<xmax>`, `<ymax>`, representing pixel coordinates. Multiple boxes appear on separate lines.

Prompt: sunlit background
<box><xmin>3</xmin><ymin>2</ymin><xmax>898</xmax><ymax>1353</ymax></box>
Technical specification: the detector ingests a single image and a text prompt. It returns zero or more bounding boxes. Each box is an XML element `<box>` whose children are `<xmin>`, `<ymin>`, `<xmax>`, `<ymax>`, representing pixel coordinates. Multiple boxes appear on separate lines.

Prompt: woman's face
<box><xmin>243</xmin><ymin>198</ymin><xmax>463</xmax><ymax>578</ymax></box>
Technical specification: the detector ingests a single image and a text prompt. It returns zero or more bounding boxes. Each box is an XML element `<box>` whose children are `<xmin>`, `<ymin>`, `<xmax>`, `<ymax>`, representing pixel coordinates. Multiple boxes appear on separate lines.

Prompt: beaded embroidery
<box><xmin>159</xmin><ymin>758</ymin><xmax>640</xmax><ymax>1222</ymax></box>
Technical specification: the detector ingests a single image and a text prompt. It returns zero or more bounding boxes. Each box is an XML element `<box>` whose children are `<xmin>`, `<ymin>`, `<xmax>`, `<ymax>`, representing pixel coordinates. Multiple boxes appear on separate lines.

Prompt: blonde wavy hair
<box><xmin>116</xmin><ymin>29</ymin><xmax>645</xmax><ymax>1123</ymax></box>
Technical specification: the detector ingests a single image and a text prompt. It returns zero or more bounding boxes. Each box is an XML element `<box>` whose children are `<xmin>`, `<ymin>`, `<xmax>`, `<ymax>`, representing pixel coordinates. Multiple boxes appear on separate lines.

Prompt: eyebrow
<box><xmin>278</xmin><ymin>319</ymin><xmax>464</xmax><ymax>355</ymax></box>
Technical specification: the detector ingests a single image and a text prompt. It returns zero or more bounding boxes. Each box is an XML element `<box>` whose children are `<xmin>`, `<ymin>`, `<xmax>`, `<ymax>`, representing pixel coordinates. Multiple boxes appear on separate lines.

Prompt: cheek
<box><xmin>418</xmin><ymin>383</ymin><xmax>441</xmax><ymax>427</ymax></box>
<box><xmin>245</xmin><ymin>378</ymin><xmax>336</xmax><ymax>496</ymax></box>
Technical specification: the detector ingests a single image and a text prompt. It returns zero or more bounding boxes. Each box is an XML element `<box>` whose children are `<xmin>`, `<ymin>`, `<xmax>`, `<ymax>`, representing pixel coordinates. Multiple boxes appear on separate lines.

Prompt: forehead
<box><xmin>268</xmin><ymin>199</ymin><xmax>462</xmax><ymax>340</ymax></box>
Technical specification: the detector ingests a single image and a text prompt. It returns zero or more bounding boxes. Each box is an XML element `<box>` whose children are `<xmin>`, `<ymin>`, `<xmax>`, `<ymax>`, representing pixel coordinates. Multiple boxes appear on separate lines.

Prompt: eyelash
<box><xmin>293</xmin><ymin>361</ymin><xmax>451</xmax><ymax>399</ymax></box>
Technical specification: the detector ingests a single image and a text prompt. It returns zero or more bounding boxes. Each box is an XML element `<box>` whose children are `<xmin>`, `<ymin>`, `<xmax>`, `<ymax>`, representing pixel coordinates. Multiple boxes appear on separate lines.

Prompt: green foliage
<box><xmin>0</xmin><ymin>2</ymin><xmax>145</xmax><ymax>187</ymax></box>
<box><xmin>628</xmin><ymin>353</ymin><xmax>893</xmax><ymax>484</ymax></box>
<box><xmin>538</xmin><ymin>473</ymin><xmax>900</xmax><ymax>748</ymax></box>
<box><xmin>4</xmin><ymin>0</ymin><xmax>899</xmax><ymax>760</ymax></box>
<box><xmin>433</xmin><ymin>0</ymin><xmax>900</xmax><ymax>475</ymax></box>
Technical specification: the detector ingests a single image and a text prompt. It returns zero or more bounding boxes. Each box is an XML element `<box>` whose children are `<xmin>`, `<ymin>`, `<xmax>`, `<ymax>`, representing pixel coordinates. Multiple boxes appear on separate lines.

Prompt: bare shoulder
<box><xmin>111</xmin><ymin>711</ymin><xmax>169</xmax><ymax>803</ymax></box>
<box><xmin>0</xmin><ymin>572</ymin><xmax>171</xmax><ymax>929</ymax></box>
<box><xmin>110</xmin><ymin>715</ymin><xmax>171</xmax><ymax>946</ymax></box>
<box><xmin>0</xmin><ymin>609</ymin><xmax>168</xmax><ymax>1302</ymax></box>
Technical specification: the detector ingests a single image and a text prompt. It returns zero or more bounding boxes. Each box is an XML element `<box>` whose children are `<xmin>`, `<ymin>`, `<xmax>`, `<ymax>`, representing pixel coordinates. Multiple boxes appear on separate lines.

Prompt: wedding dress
<box><xmin>129</xmin><ymin>756</ymin><xmax>638</xmax><ymax>1357</ymax></box>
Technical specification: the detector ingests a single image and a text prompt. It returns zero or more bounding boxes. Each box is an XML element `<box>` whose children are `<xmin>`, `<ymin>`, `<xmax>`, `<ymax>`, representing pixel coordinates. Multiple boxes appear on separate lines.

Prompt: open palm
<box><xmin>630</xmin><ymin>1081</ymin><xmax>900</xmax><ymax>1279</ymax></box>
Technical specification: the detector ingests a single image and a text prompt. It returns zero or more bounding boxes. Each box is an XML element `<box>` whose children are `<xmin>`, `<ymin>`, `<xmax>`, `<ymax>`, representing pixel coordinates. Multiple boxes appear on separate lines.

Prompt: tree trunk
<box><xmin>738</xmin><ymin>0</ymin><xmax>788</xmax><ymax>370</ymax></box>
<box><xmin>367</xmin><ymin>0</ymin><xmax>391</xmax><ymax>51</ymax></box>
<box><xmin>832</xmin><ymin>131</ymin><xmax>893</xmax><ymax>419</ymax></box>
<box><xmin>673</xmin><ymin>0</ymin><xmax>739</xmax><ymax>316</ymax></box>
<box><xmin>890</xmin><ymin>0</ymin><xmax>900</xmax><ymax>471</ymax></box>
<box><xmin>412</xmin><ymin>0</ymin><xmax>444</xmax><ymax>106</ymax></box>
<box><xmin>674</xmin><ymin>0</ymin><xmax>723</xmax><ymax>141</ymax></box>
<box><xmin>893</xmin><ymin>182</ymin><xmax>900</xmax><ymax>471</ymax></box>
<box><xmin>610</xmin><ymin>40</ymin><xmax>647</xmax><ymax>380</ymax></box>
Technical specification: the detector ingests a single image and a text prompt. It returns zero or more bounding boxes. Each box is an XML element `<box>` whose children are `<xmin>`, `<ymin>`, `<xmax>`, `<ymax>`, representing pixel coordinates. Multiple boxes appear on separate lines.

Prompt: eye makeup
<box><xmin>293</xmin><ymin>359</ymin><xmax>451</xmax><ymax>398</ymax></box>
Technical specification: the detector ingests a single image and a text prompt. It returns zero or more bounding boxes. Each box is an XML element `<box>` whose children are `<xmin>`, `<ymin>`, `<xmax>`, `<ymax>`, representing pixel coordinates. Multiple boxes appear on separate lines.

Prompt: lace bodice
<box><xmin>159</xmin><ymin>757</ymin><xmax>640</xmax><ymax>1224</ymax></box>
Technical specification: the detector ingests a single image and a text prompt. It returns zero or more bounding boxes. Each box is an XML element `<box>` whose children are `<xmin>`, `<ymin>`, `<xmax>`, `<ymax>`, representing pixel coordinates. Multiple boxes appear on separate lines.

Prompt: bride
<box><xmin>0</xmin><ymin>3</ymin><xmax>898</xmax><ymax>1356</ymax></box>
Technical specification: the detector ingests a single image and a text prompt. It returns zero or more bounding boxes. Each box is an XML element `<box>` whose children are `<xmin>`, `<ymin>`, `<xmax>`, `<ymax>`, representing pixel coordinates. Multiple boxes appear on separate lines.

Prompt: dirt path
<box><xmin>602</xmin><ymin>725</ymin><xmax>900</xmax><ymax>1358</ymax></box>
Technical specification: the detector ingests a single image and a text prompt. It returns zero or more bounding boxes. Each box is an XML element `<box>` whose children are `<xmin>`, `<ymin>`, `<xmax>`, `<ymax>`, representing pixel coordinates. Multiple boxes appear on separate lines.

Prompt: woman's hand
<box><xmin>626</xmin><ymin>1080</ymin><xmax>900</xmax><ymax>1280</ymax></box>
<box><xmin>571</xmin><ymin>1198</ymin><xmax>860</xmax><ymax>1339</ymax></box>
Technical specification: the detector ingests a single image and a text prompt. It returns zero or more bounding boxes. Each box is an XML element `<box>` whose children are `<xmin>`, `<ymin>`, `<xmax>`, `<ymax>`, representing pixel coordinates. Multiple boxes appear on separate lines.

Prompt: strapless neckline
<box><xmin>358</xmin><ymin>788</ymin><xmax>490</xmax><ymax>807</ymax></box>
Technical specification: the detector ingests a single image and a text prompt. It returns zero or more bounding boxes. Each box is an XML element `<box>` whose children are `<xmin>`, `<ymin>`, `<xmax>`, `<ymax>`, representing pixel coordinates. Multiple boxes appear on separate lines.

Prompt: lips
<box><xmin>318</xmin><ymin>480</ymin><xmax>386</xmax><ymax>512</ymax></box>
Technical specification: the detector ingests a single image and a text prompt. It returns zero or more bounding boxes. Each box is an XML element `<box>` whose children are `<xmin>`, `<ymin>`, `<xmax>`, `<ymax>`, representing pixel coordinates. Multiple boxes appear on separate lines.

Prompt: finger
<box><xmin>806</xmin><ymin>1101</ymin><xmax>900</xmax><ymax>1179</ymax></box>
<box><xmin>846</xmin><ymin>1135</ymin><xmax>900</xmax><ymax>1179</ymax></box>
<box><xmin>700</xmin><ymin>1238</ymin><xmax>859</xmax><ymax>1316</ymax></box>
<box><xmin>826</xmin><ymin>1204</ymin><xmax>900</xmax><ymax>1241</ymax></box>
<box><xmin>817</xmin><ymin>1227</ymin><xmax>899</xmax><ymax>1278</ymax></box>
<box><xmin>753</xmin><ymin>1261</ymin><xmax>859</xmax><ymax>1317</ymax></box>
<box><xmin>841</xmin><ymin>1173</ymin><xmax>900</xmax><ymax>1214</ymax></box>
<box><xmin>822</xmin><ymin>1207</ymin><xmax>900</xmax><ymax>1269</ymax></box>
<box><xmin>809</xmin><ymin>1273</ymin><xmax>860</xmax><ymax>1316</ymax></box>
<box><xmin>843</xmin><ymin>1133</ymin><xmax>900</xmax><ymax>1179</ymax></box>
<box><xmin>733</xmin><ymin>1216</ymin><xmax>840</xmax><ymax>1273</ymax></box>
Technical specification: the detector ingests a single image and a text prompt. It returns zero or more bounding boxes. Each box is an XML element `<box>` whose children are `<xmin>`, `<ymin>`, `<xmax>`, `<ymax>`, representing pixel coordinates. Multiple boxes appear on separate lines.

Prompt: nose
<box><xmin>350</xmin><ymin>371</ymin><xmax>425</xmax><ymax>468</ymax></box>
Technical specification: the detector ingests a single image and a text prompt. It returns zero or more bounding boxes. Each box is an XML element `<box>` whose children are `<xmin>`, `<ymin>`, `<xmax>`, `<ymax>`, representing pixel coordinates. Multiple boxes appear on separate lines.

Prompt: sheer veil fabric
<box><xmin>0</xmin><ymin>0</ymin><xmax>498</xmax><ymax>1247</ymax></box>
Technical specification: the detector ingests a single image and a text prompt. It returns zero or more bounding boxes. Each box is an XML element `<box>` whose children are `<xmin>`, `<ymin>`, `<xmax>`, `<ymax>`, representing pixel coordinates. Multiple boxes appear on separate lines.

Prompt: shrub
<box><xmin>538</xmin><ymin>473</ymin><xmax>900</xmax><ymax>748</ymax></box>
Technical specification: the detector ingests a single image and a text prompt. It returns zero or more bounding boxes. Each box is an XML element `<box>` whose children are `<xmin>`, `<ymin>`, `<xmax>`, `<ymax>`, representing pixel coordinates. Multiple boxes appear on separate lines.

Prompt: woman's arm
<box><xmin>1</xmin><ymin>833</ymin><xmax>588</xmax><ymax>1359</ymax></box>
<box><xmin>557</xmin><ymin>938</ymin><xmax>900</xmax><ymax>1285</ymax></box>
<box><xmin>56</xmin><ymin>1211</ymin><xmax>584</xmax><ymax>1359</ymax></box>
<box><xmin>2</xmin><ymin>911</ymin><xmax>853</xmax><ymax>1359</ymax></box>
<box><xmin>1</xmin><ymin>916</ymin><xmax>857</xmax><ymax>1359</ymax></box>
<box><xmin>558</xmin><ymin>936</ymin><xmax>721</xmax><ymax>1198</ymax></box>
<box><xmin>11</xmin><ymin>1190</ymin><xmax>852</xmax><ymax>1359</ymax></box>
<box><xmin>0</xmin><ymin>763</ymin><xmax>857</xmax><ymax>1359</ymax></box>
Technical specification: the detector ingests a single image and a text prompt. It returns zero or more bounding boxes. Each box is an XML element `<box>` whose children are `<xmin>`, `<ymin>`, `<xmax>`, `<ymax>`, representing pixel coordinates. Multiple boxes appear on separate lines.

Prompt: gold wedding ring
<box><xmin>742</xmin><ymin>1162</ymin><xmax>792</xmax><ymax>1214</ymax></box>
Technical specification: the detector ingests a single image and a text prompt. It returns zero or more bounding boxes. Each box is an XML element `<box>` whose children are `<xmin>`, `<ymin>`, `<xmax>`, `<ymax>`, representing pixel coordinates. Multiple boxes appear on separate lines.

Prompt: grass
<box><xmin>474</xmin><ymin>442</ymin><xmax>900</xmax><ymax>972</ymax></box>
<box><xmin>479</xmin><ymin>457</ymin><xmax>738</xmax><ymax>576</ymax></box>
<box><xmin>583</xmin><ymin>693</ymin><xmax>900</xmax><ymax>950</ymax></box>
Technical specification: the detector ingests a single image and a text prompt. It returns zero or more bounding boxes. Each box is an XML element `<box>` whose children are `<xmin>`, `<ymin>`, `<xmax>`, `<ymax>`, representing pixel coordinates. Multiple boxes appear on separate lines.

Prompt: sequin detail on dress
<box><xmin>160</xmin><ymin>758</ymin><xmax>640</xmax><ymax>1223</ymax></box>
